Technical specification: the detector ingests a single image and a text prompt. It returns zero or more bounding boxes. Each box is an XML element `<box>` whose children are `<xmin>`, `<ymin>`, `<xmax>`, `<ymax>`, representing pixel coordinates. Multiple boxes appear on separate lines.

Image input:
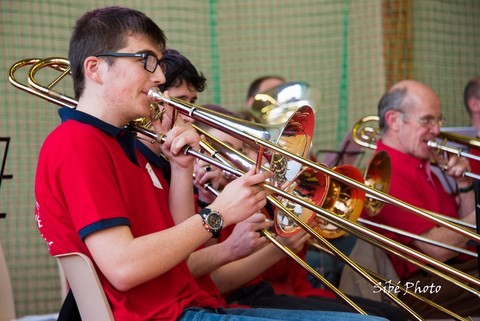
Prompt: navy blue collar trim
<box><xmin>135</xmin><ymin>140</ymin><xmax>169</xmax><ymax>169</ymax></box>
<box><xmin>135</xmin><ymin>140</ymin><xmax>171</xmax><ymax>183</ymax></box>
<box><xmin>58</xmin><ymin>108</ymin><xmax>139</xmax><ymax>166</ymax></box>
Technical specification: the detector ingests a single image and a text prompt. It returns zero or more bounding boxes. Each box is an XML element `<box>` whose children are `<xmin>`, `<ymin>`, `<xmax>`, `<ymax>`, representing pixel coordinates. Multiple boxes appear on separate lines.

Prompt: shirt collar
<box><xmin>135</xmin><ymin>140</ymin><xmax>169</xmax><ymax>169</ymax></box>
<box><xmin>59</xmin><ymin>107</ymin><xmax>139</xmax><ymax>165</ymax></box>
<box><xmin>135</xmin><ymin>140</ymin><xmax>171</xmax><ymax>183</ymax></box>
<box><xmin>377</xmin><ymin>140</ymin><xmax>434</xmax><ymax>185</ymax></box>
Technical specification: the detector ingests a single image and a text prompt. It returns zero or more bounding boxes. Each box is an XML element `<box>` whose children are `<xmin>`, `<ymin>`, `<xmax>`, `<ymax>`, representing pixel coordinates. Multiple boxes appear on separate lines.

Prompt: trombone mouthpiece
<box><xmin>147</xmin><ymin>87</ymin><xmax>164</xmax><ymax>103</ymax></box>
<box><xmin>427</xmin><ymin>140</ymin><xmax>439</xmax><ymax>148</ymax></box>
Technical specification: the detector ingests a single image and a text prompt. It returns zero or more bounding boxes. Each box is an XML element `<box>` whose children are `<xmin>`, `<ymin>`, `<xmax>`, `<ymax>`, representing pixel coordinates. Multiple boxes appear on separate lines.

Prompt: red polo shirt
<box><xmin>35</xmin><ymin>108</ymin><xmax>220</xmax><ymax>321</ymax></box>
<box><xmin>469</xmin><ymin>146</ymin><xmax>480</xmax><ymax>175</ymax></box>
<box><xmin>361</xmin><ymin>140</ymin><xmax>459</xmax><ymax>279</ymax></box>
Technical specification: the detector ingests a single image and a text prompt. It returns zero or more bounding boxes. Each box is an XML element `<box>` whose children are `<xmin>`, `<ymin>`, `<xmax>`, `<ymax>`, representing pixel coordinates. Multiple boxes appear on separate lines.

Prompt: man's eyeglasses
<box><xmin>416</xmin><ymin>117</ymin><xmax>444</xmax><ymax>128</ymax></box>
<box><xmin>95</xmin><ymin>52</ymin><xmax>167</xmax><ymax>74</ymax></box>
<box><xmin>396</xmin><ymin>109</ymin><xmax>444</xmax><ymax>128</ymax></box>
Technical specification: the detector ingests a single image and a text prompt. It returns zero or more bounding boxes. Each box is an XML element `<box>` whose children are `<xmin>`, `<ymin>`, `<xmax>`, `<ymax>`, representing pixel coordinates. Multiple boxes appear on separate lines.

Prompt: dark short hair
<box><xmin>378</xmin><ymin>87</ymin><xmax>408</xmax><ymax>133</ymax></box>
<box><xmin>463</xmin><ymin>77</ymin><xmax>480</xmax><ymax>116</ymax></box>
<box><xmin>246</xmin><ymin>75</ymin><xmax>286</xmax><ymax>100</ymax></box>
<box><xmin>158</xmin><ymin>49</ymin><xmax>206</xmax><ymax>93</ymax></box>
<box><xmin>69</xmin><ymin>6</ymin><xmax>167</xmax><ymax>99</ymax></box>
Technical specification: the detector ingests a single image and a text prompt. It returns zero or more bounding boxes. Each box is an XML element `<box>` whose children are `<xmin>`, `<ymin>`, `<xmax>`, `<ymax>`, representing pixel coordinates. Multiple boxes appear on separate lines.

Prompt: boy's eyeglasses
<box><xmin>96</xmin><ymin>52</ymin><xmax>167</xmax><ymax>74</ymax></box>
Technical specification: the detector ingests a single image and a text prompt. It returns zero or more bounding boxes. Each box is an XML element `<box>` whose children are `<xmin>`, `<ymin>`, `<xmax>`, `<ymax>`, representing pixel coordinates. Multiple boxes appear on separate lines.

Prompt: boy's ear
<box><xmin>83</xmin><ymin>56</ymin><xmax>102</xmax><ymax>83</ymax></box>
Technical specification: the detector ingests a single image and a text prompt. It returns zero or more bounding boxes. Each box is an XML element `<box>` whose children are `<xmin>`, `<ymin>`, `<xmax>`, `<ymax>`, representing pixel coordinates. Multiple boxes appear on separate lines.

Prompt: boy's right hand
<box><xmin>222</xmin><ymin>213</ymin><xmax>273</xmax><ymax>260</ymax></box>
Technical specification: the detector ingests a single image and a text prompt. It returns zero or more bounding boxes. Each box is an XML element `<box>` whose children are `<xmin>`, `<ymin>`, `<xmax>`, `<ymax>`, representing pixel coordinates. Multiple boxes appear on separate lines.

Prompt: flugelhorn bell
<box><xmin>250</xmin><ymin>81</ymin><xmax>316</xmax><ymax>125</ymax></box>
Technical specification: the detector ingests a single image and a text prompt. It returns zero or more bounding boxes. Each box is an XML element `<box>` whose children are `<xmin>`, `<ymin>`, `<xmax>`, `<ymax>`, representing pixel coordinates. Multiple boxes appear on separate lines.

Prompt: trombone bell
<box><xmin>363</xmin><ymin>151</ymin><xmax>391</xmax><ymax>217</ymax></box>
<box><xmin>312</xmin><ymin>165</ymin><xmax>366</xmax><ymax>239</ymax></box>
<box><xmin>274</xmin><ymin>167</ymin><xmax>330</xmax><ymax>237</ymax></box>
<box><xmin>147</xmin><ymin>87</ymin><xmax>315</xmax><ymax>186</ymax></box>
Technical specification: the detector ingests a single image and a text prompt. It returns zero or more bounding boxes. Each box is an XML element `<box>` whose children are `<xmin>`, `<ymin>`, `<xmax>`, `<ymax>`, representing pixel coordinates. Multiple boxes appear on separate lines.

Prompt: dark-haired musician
<box><xmin>34</xmin><ymin>6</ymin><xmax>383</xmax><ymax>321</ymax></box>
<box><xmin>190</xmin><ymin>103</ymin><xmax>407</xmax><ymax>321</ymax></box>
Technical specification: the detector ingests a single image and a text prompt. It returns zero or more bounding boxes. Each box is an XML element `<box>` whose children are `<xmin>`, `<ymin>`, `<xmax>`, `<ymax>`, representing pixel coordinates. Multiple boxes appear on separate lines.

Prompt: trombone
<box><xmin>147</xmin><ymin>88</ymin><xmax>480</xmax><ymax>311</ymax></box>
<box><xmin>9</xmin><ymin>57</ymin><xmax>480</xmax><ymax>320</ymax></box>
<box><xmin>184</xmin><ymin>121</ymin><xmax>471</xmax><ymax>320</ymax></box>
<box><xmin>352</xmin><ymin>115</ymin><xmax>480</xmax><ymax>180</ymax></box>
<box><xmin>148</xmin><ymin>87</ymin><xmax>480</xmax><ymax>243</ymax></box>
<box><xmin>9</xmin><ymin>57</ymin><xmax>371</xmax><ymax>314</ymax></box>
<box><xmin>352</xmin><ymin>115</ymin><xmax>480</xmax><ymax>228</ymax></box>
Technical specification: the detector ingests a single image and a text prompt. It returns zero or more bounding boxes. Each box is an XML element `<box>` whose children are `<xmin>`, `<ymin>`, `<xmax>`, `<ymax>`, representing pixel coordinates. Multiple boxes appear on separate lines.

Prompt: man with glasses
<box><xmin>35</xmin><ymin>6</ymin><xmax>386</xmax><ymax>321</ymax></box>
<box><xmin>360</xmin><ymin>80</ymin><xmax>479</xmax><ymax>318</ymax></box>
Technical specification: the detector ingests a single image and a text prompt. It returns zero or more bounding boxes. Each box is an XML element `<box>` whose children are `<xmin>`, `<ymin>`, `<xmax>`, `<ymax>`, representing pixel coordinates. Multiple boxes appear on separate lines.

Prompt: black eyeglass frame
<box><xmin>95</xmin><ymin>52</ymin><xmax>167</xmax><ymax>74</ymax></box>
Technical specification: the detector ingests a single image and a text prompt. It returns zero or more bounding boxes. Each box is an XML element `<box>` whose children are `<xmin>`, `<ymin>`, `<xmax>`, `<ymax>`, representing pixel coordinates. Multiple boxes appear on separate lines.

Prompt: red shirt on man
<box><xmin>361</xmin><ymin>140</ymin><xmax>459</xmax><ymax>279</ymax></box>
<box><xmin>35</xmin><ymin>108</ymin><xmax>221</xmax><ymax>321</ymax></box>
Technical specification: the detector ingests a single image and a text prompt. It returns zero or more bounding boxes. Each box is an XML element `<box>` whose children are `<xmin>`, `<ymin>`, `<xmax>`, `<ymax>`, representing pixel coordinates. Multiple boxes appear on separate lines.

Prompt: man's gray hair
<box><xmin>378</xmin><ymin>87</ymin><xmax>408</xmax><ymax>134</ymax></box>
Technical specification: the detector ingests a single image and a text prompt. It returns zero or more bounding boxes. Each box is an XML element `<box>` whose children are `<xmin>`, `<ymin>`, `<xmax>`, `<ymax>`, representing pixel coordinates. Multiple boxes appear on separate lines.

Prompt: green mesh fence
<box><xmin>1</xmin><ymin>0</ymin><xmax>479</xmax><ymax>317</ymax></box>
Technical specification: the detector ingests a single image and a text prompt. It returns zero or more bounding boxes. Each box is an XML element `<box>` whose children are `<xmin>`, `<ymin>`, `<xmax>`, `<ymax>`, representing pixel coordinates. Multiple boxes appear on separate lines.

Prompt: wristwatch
<box><xmin>198</xmin><ymin>208</ymin><xmax>223</xmax><ymax>238</ymax></box>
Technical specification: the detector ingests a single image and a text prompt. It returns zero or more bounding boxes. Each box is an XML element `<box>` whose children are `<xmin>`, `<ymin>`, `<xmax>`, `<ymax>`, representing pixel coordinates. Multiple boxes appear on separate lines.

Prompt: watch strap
<box><xmin>198</xmin><ymin>208</ymin><xmax>222</xmax><ymax>238</ymax></box>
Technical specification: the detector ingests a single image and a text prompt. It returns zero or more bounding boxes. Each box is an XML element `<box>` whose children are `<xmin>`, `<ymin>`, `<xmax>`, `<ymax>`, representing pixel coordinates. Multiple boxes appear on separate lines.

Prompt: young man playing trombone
<box><xmin>132</xmin><ymin>47</ymin><xmax>400</xmax><ymax>319</ymax></box>
<box><xmin>190</xmin><ymin>104</ymin><xmax>407</xmax><ymax>321</ymax></box>
<box><xmin>34</xmin><ymin>6</ymin><xmax>385</xmax><ymax>321</ymax></box>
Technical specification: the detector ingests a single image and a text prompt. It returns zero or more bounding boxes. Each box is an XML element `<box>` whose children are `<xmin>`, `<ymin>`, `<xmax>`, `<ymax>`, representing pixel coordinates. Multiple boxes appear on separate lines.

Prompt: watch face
<box><xmin>207</xmin><ymin>213</ymin><xmax>223</xmax><ymax>229</ymax></box>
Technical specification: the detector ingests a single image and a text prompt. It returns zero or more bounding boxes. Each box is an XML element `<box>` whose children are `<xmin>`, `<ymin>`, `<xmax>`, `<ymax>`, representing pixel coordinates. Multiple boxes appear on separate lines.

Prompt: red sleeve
<box><xmin>469</xmin><ymin>147</ymin><xmax>480</xmax><ymax>175</ymax></box>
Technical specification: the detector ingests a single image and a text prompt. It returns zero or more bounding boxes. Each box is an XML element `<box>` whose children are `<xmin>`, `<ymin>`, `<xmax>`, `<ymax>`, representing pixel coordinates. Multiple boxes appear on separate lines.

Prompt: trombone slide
<box><xmin>358</xmin><ymin>218</ymin><xmax>477</xmax><ymax>257</ymax></box>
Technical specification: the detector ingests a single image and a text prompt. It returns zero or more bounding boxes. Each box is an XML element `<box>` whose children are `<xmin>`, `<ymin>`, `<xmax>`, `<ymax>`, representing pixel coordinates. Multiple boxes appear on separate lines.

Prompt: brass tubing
<box><xmin>195</xmin><ymin>129</ymin><xmax>459</xmax><ymax>320</ymax></box>
<box><xmin>8</xmin><ymin>58</ymin><xmax>479</xmax><ymax>319</ymax></box>
<box><xmin>308</xmin><ymin>242</ymin><xmax>469</xmax><ymax>321</ymax></box>
<box><xmin>148</xmin><ymin>89</ymin><xmax>480</xmax><ymax>246</ymax></box>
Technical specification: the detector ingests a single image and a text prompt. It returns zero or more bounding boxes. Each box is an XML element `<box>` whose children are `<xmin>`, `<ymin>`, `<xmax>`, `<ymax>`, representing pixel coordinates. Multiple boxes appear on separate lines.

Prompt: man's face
<box><xmin>247</xmin><ymin>78</ymin><xmax>285</xmax><ymax>109</ymax></box>
<box><xmin>166</xmin><ymin>81</ymin><xmax>197</xmax><ymax>123</ymax></box>
<box><xmin>99</xmin><ymin>33</ymin><xmax>166</xmax><ymax>125</ymax></box>
<box><xmin>395</xmin><ymin>93</ymin><xmax>442</xmax><ymax>160</ymax></box>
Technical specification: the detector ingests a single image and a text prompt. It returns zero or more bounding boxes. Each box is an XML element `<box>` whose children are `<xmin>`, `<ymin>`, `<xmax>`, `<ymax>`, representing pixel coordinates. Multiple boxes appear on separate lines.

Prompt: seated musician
<box><xmin>136</xmin><ymin>48</ymin><xmax>401</xmax><ymax>320</ymax></box>
<box><xmin>463</xmin><ymin>76</ymin><xmax>480</xmax><ymax>174</ymax></box>
<box><xmin>192</xmin><ymin>104</ymin><xmax>408</xmax><ymax>321</ymax></box>
<box><xmin>35</xmin><ymin>7</ymin><xmax>284</xmax><ymax>321</ymax></box>
<box><xmin>361</xmin><ymin>79</ymin><xmax>479</xmax><ymax>318</ymax></box>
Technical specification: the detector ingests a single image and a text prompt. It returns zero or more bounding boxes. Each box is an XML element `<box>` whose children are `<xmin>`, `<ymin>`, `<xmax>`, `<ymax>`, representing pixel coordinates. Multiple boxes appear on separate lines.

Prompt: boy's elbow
<box><xmin>105</xmin><ymin>265</ymin><xmax>140</xmax><ymax>292</ymax></box>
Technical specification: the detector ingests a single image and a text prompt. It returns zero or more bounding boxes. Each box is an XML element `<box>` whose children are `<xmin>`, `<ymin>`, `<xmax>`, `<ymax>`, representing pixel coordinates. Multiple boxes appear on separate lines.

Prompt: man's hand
<box><xmin>150</xmin><ymin>91</ymin><xmax>200</xmax><ymax>169</ymax></box>
<box><xmin>221</xmin><ymin>213</ymin><xmax>273</xmax><ymax>260</ymax></box>
<box><xmin>210</xmin><ymin>167</ymin><xmax>273</xmax><ymax>227</ymax></box>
